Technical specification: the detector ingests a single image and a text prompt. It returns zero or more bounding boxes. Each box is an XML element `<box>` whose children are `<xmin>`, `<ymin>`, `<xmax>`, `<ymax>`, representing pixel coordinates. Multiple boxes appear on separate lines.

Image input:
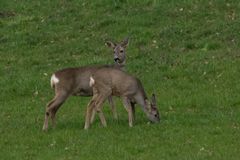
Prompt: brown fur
<box><xmin>42</xmin><ymin>38</ymin><xmax>129</xmax><ymax>131</ymax></box>
<box><xmin>84</xmin><ymin>68</ymin><xmax>160</xmax><ymax>129</ymax></box>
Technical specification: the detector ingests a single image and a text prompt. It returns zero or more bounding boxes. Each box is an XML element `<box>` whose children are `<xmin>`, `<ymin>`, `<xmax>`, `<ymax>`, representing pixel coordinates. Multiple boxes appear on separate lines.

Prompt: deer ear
<box><xmin>151</xmin><ymin>94</ymin><xmax>157</xmax><ymax>105</ymax></box>
<box><xmin>105</xmin><ymin>41</ymin><xmax>116</xmax><ymax>48</ymax></box>
<box><xmin>121</xmin><ymin>37</ymin><xmax>129</xmax><ymax>48</ymax></box>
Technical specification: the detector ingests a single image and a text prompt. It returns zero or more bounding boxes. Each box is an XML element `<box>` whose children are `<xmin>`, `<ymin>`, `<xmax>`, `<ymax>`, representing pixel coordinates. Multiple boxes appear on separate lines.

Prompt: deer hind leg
<box><xmin>43</xmin><ymin>92</ymin><xmax>68</xmax><ymax>131</ymax></box>
<box><xmin>130</xmin><ymin>102</ymin><xmax>136</xmax><ymax>121</ymax></box>
<box><xmin>89</xmin><ymin>94</ymin><xmax>108</xmax><ymax>127</ymax></box>
<box><xmin>90</xmin><ymin>88</ymin><xmax>99</xmax><ymax>124</ymax></box>
<box><xmin>94</xmin><ymin>94</ymin><xmax>108</xmax><ymax>127</ymax></box>
<box><xmin>122</xmin><ymin>97</ymin><xmax>134</xmax><ymax>127</ymax></box>
<box><xmin>84</xmin><ymin>97</ymin><xmax>97</xmax><ymax>130</ymax></box>
<box><xmin>108</xmin><ymin>96</ymin><xmax>118</xmax><ymax>120</ymax></box>
<box><xmin>43</xmin><ymin>97</ymin><xmax>56</xmax><ymax>131</ymax></box>
<box><xmin>94</xmin><ymin>86</ymin><xmax>113</xmax><ymax>127</ymax></box>
<box><xmin>90</xmin><ymin>108</ymin><xmax>96</xmax><ymax>124</ymax></box>
<box><xmin>90</xmin><ymin>96</ymin><xmax>115</xmax><ymax>124</ymax></box>
<box><xmin>86</xmin><ymin>85</ymin><xmax>111</xmax><ymax>129</ymax></box>
<box><xmin>85</xmin><ymin>94</ymin><xmax>109</xmax><ymax>129</ymax></box>
<box><xmin>88</xmin><ymin>91</ymin><xmax>111</xmax><ymax>129</ymax></box>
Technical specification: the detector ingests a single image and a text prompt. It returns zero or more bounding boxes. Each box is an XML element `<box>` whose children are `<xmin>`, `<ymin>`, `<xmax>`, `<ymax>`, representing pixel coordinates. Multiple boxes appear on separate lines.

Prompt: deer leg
<box><xmin>43</xmin><ymin>92</ymin><xmax>68</xmax><ymax>131</ymax></box>
<box><xmin>90</xmin><ymin>88</ymin><xmax>99</xmax><ymax>124</ymax></box>
<box><xmin>122</xmin><ymin>97</ymin><xmax>134</xmax><ymax>127</ymax></box>
<box><xmin>90</xmin><ymin>87</ymin><xmax>101</xmax><ymax>124</ymax></box>
<box><xmin>84</xmin><ymin>94</ymin><xmax>98</xmax><ymax>130</ymax></box>
<box><xmin>90</xmin><ymin>93</ymin><xmax>99</xmax><ymax>124</ymax></box>
<box><xmin>96</xmin><ymin>88</ymin><xmax>113</xmax><ymax>127</ymax></box>
<box><xmin>84</xmin><ymin>97</ymin><xmax>96</xmax><ymax>130</ymax></box>
<box><xmin>93</xmin><ymin>94</ymin><xmax>109</xmax><ymax>127</ymax></box>
<box><xmin>87</xmin><ymin>86</ymin><xmax>110</xmax><ymax>129</ymax></box>
<box><xmin>131</xmin><ymin>102</ymin><xmax>136</xmax><ymax>121</ymax></box>
<box><xmin>108</xmin><ymin>96</ymin><xmax>118</xmax><ymax>120</ymax></box>
<box><xmin>90</xmin><ymin>108</ymin><xmax>96</xmax><ymax>124</ymax></box>
<box><xmin>90</xmin><ymin>96</ymin><xmax>107</xmax><ymax>126</ymax></box>
<box><xmin>92</xmin><ymin>86</ymin><xmax>111</xmax><ymax>127</ymax></box>
<box><xmin>43</xmin><ymin>97</ymin><xmax>56</xmax><ymax>131</ymax></box>
<box><xmin>50</xmin><ymin>93</ymin><xmax>69</xmax><ymax>128</ymax></box>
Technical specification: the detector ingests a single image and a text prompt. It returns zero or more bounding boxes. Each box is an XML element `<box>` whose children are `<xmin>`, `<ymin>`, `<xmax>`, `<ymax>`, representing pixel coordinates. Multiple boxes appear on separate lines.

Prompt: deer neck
<box><xmin>112</xmin><ymin>63</ymin><xmax>125</xmax><ymax>71</ymax></box>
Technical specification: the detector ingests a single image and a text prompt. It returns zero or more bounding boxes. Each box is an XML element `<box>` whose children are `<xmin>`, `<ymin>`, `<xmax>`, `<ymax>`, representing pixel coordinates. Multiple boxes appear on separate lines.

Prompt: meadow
<box><xmin>1</xmin><ymin>0</ymin><xmax>240</xmax><ymax>159</ymax></box>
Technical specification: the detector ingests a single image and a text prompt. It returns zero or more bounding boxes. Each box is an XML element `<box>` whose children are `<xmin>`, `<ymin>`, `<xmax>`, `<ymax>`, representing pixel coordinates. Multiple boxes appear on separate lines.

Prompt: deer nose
<box><xmin>114</xmin><ymin>58</ymin><xmax>120</xmax><ymax>63</ymax></box>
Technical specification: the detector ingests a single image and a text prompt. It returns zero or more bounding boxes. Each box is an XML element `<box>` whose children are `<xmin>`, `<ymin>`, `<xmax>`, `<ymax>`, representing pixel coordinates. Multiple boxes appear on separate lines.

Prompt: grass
<box><xmin>1</xmin><ymin>0</ymin><xmax>240</xmax><ymax>159</ymax></box>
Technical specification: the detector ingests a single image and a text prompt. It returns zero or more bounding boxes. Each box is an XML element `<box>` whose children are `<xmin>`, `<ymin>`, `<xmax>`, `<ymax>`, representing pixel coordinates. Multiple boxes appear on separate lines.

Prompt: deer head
<box><xmin>105</xmin><ymin>37</ymin><xmax>129</xmax><ymax>65</ymax></box>
<box><xmin>146</xmin><ymin>94</ymin><xmax>160</xmax><ymax>123</ymax></box>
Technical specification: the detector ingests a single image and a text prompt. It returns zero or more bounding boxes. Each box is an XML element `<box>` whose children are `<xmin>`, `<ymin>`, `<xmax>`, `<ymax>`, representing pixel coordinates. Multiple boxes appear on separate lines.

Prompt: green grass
<box><xmin>1</xmin><ymin>0</ymin><xmax>240</xmax><ymax>159</ymax></box>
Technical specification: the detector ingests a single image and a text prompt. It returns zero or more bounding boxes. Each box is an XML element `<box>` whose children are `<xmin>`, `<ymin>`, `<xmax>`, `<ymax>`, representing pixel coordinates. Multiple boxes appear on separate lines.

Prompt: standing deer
<box><xmin>84</xmin><ymin>67</ymin><xmax>160</xmax><ymax>129</ymax></box>
<box><xmin>42</xmin><ymin>38</ymin><xmax>129</xmax><ymax>131</ymax></box>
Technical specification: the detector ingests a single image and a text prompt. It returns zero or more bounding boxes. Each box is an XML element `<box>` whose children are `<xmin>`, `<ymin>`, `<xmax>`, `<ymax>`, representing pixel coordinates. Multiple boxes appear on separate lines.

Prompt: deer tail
<box><xmin>89</xmin><ymin>76</ymin><xmax>95</xmax><ymax>87</ymax></box>
<box><xmin>50</xmin><ymin>74</ymin><xmax>59</xmax><ymax>88</ymax></box>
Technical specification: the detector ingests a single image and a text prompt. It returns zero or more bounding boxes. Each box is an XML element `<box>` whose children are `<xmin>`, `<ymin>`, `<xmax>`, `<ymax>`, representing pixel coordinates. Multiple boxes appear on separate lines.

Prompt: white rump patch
<box><xmin>50</xmin><ymin>74</ymin><xmax>59</xmax><ymax>88</ymax></box>
<box><xmin>89</xmin><ymin>76</ymin><xmax>95</xmax><ymax>87</ymax></box>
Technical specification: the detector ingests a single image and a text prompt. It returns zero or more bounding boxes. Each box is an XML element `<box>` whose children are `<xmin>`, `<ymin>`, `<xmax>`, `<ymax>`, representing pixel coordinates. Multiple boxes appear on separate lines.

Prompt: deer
<box><xmin>84</xmin><ymin>67</ymin><xmax>160</xmax><ymax>129</ymax></box>
<box><xmin>42</xmin><ymin>38</ymin><xmax>129</xmax><ymax>131</ymax></box>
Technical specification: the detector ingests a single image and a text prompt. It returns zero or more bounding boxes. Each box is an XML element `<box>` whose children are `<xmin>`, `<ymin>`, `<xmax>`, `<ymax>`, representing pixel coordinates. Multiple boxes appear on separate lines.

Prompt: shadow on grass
<box><xmin>43</xmin><ymin>115</ymin><xmax>162</xmax><ymax>132</ymax></box>
<box><xmin>0</xmin><ymin>11</ymin><xmax>16</xmax><ymax>18</ymax></box>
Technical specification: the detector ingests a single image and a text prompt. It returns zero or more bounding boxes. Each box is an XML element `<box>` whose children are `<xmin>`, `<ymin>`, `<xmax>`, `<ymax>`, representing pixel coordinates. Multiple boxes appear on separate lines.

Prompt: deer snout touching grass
<box><xmin>42</xmin><ymin>38</ymin><xmax>129</xmax><ymax>131</ymax></box>
<box><xmin>84</xmin><ymin>68</ymin><xmax>160</xmax><ymax>129</ymax></box>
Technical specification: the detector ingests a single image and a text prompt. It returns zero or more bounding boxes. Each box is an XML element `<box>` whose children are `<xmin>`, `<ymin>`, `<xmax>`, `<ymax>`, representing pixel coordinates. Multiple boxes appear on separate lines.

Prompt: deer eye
<box><xmin>120</xmin><ymin>50</ymin><xmax>124</xmax><ymax>53</ymax></box>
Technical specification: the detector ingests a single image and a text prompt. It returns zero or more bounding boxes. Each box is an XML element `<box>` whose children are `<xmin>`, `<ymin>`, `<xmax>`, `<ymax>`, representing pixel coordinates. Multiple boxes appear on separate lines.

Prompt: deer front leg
<box><xmin>122</xmin><ymin>97</ymin><xmax>133</xmax><ymax>127</ymax></box>
<box><xmin>108</xmin><ymin>96</ymin><xmax>118</xmax><ymax>120</ymax></box>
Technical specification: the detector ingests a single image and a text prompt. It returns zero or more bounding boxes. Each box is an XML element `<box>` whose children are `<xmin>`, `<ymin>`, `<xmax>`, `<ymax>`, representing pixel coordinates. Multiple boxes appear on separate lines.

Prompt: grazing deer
<box><xmin>84</xmin><ymin>67</ymin><xmax>160</xmax><ymax>129</ymax></box>
<box><xmin>42</xmin><ymin>38</ymin><xmax>129</xmax><ymax>131</ymax></box>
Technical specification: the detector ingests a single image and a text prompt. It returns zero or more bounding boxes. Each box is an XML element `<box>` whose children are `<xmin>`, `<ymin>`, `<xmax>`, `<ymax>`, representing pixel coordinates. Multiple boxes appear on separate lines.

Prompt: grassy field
<box><xmin>1</xmin><ymin>0</ymin><xmax>240</xmax><ymax>159</ymax></box>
